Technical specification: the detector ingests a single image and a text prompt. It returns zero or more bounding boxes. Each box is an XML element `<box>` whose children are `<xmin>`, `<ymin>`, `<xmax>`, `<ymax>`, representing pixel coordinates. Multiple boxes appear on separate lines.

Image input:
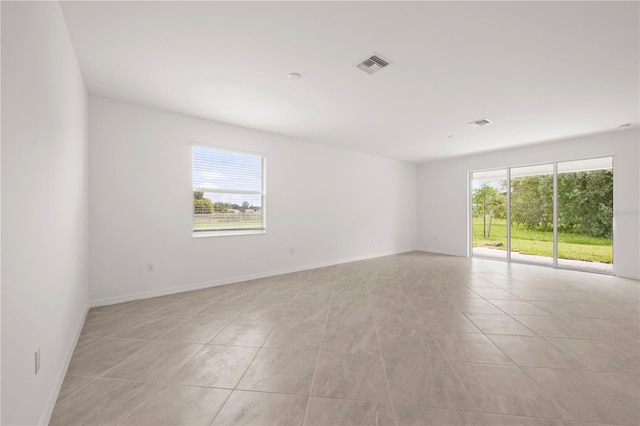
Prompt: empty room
<box><xmin>2</xmin><ymin>1</ymin><xmax>639</xmax><ymax>425</ymax></box>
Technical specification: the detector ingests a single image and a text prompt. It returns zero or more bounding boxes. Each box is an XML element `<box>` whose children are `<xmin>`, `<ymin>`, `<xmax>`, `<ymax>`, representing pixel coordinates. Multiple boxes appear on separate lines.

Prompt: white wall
<box><xmin>417</xmin><ymin>129</ymin><xmax>640</xmax><ymax>279</ymax></box>
<box><xmin>0</xmin><ymin>1</ymin><xmax>3</xmax><ymax>421</ymax></box>
<box><xmin>1</xmin><ymin>2</ymin><xmax>88</xmax><ymax>425</ymax></box>
<box><xmin>89</xmin><ymin>97</ymin><xmax>417</xmax><ymax>303</ymax></box>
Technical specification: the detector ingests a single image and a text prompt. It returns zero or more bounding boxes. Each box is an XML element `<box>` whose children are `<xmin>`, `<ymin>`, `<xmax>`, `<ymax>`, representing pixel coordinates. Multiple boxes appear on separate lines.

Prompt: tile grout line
<box><xmin>413</xmin><ymin>286</ymin><xmax>602</xmax><ymax>423</ymax></box>
<box><xmin>114</xmin><ymin>382</ymin><xmax>164</xmax><ymax>426</ymax></box>
<box><xmin>207</xmin><ymin>276</ymin><xmax>282</xmax><ymax>426</ymax></box>
<box><xmin>365</xmin><ymin>272</ymin><xmax>400</xmax><ymax>426</ymax></box>
<box><xmin>301</xmin><ymin>268</ymin><xmax>338</xmax><ymax>426</ymax></box>
<box><xmin>404</xmin><ymin>274</ymin><xmax>485</xmax><ymax>416</ymax></box>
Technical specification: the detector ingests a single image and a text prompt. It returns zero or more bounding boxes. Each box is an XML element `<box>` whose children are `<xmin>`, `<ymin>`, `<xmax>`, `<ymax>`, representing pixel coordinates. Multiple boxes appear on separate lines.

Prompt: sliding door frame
<box><xmin>469</xmin><ymin>155</ymin><xmax>615</xmax><ymax>274</ymax></box>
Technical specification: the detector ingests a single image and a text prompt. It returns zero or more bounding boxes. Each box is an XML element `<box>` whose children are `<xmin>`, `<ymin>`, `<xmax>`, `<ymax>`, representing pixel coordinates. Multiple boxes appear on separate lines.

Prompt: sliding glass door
<box><xmin>509</xmin><ymin>164</ymin><xmax>554</xmax><ymax>266</ymax></box>
<box><xmin>557</xmin><ymin>158</ymin><xmax>613</xmax><ymax>273</ymax></box>
<box><xmin>471</xmin><ymin>157</ymin><xmax>613</xmax><ymax>274</ymax></box>
<box><xmin>471</xmin><ymin>170</ymin><xmax>508</xmax><ymax>259</ymax></box>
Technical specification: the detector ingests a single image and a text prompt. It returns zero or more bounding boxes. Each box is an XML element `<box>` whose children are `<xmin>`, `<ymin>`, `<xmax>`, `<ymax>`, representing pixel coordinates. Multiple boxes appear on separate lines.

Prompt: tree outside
<box><xmin>472</xmin><ymin>181</ymin><xmax>506</xmax><ymax>238</ymax></box>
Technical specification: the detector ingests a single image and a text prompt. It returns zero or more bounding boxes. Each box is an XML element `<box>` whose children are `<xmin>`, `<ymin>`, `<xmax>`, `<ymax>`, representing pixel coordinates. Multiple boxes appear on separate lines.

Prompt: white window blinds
<box><xmin>192</xmin><ymin>146</ymin><xmax>265</xmax><ymax>232</ymax></box>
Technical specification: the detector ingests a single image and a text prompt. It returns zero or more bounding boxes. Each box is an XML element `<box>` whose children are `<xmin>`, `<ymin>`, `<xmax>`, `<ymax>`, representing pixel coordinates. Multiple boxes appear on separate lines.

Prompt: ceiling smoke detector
<box><xmin>468</xmin><ymin>118</ymin><xmax>493</xmax><ymax>128</ymax></box>
<box><xmin>356</xmin><ymin>54</ymin><xmax>391</xmax><ymax>75</ymax></box>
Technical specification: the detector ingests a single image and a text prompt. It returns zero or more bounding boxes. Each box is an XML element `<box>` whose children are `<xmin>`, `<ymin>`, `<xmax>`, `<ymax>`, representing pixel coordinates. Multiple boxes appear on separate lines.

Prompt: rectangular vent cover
<box><xmin>357</xmin><ymin>54</ymin><xmax>390</xmax><ymax>75</ymax></box>
<box><xmin>468</xmin><ymin>118</ymin><xmax>493</xmax><ymax>128</ymax></box>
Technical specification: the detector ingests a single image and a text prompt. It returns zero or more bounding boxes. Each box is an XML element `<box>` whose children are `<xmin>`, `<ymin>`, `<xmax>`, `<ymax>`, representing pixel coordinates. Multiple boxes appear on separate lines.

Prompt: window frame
<box><xmin>191</xmin><ymin>144</ymin><xmax>267</xmax><ymax>238</ymax></box>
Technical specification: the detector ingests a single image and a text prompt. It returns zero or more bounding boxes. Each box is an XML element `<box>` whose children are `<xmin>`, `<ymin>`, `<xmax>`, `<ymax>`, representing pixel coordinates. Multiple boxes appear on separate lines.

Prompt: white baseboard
<box><xmin>90</xmin><ymin>249</ymin><xmax>416</xmax><ymax>307</ymax></box>
<box><xmin>38</xmin><ymin>305</ymin><xmax>89</xmax><ymax>425</ymax></box>
<box><xmin>416</xmin><ymin>247</ymin><xmax>465</xmax><ymax>257</ymax></box>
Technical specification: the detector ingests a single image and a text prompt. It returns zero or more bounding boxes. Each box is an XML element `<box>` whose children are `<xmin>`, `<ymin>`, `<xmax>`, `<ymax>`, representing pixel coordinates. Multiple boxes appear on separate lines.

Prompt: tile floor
<box><xmin>50</xmin><ymin>252</ymin><xmax>640</xmax><ymax>426</ymax></box>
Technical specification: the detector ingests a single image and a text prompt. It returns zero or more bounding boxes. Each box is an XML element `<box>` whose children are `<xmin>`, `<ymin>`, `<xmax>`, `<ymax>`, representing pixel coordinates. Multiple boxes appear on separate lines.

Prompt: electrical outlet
<box><xmin>146</xmin><ymin>264</ymin><xmax>154</xmax><ymax>272</ymax></box>
<box><xmin>290</xmin><ymin>248</ymin><xmax>295</xmax><ymax>255</ymax></box>
<box><xmin>35</xmin><ymin>349</ymin><xmax>41</xmax><ymax>375</ymax></box>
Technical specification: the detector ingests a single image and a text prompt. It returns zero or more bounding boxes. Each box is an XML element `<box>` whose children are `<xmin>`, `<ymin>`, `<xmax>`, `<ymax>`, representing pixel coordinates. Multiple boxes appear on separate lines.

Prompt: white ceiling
<box><xmin>59</xmin><ymin>1</ymin><xmax>639</xmax><ymax>163</ymax></box>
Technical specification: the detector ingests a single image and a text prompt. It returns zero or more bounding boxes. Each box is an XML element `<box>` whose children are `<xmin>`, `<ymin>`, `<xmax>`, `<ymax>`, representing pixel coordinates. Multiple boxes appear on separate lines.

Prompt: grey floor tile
<box><xmin>80</xmin><ymin>313</ymin><xmax>140</xmax><ymax>337</ymax></box>
<box><xmin>209</xmin><ymin>320</ymin><xmax>276</xmax><ymax>347</ymax></box>
<box><xmin>55</xmin><ymin>375</ymin><xmax>95</xmax><ymax>403</ymax></box>
<box><xmin>305</xmin><ymin>397</ymin><xmax>395</xmax><ymax>426</ymax></box>
<box><xmin>215</xmin><ymin>290</ymin><xmax>261</xmax><ymax>305</ymax></box>
<box><xmin>369</xmin><ymin>290</ymin><xmax>414</xmax><ymax>310</ymax></box>
<box><xmin>120</xmin><ymin>384</ymin><xmax>230</xmax><ymax>425</ymax></box>
<box><xmin>312</xmin><ymin>351</ymin><xmax>390</xmax><ymax>403</ymax></box>
<box><xmin>452</xmin><ymin>362</ymin><xmax>572</xmax><ymax>420</ymax></box>
<box><xmin>259</xmin><ymin>289</ymin><xmax>300</xmax><ymax>305</ymax></box>
<box><xmin>509</xmin><ymin>290</ymin><xmax>569</xmax><ymax>302</ymax></box>
<box><xmin>384</xmin><ymin>352</ymin><xmax>477</xmax><ymax>410</ymax></box>
<box><xmin>394</xmin><ymin>404</ymin><xmax>489</xmax><ymax>425</ymax></box>
<box><xmin>156</xmin><ymin>317</ymin><xmax>229</xmax><ymax>344</ymax></box>
<box><xmin>169</xmin><ymin>345</ymin><xmax>257</xmax><ymax>388</ymax></box>
<box><xmin>73</xmin><ymin>334</ymin><xmax>103</xmax><ymax>353</ymax></box>
<box><xmin>486</xmin><ymin>299</ymin><xmax>552</xmax><ymax>316</ymax></box>
<box><xmin>51</xmin><ymin>254</ymin><xmax>640</xmax><ymax>425</ymax></box>
<box><xmin>236</xmin><ymin>303</ymin><xmax>287</xmax><ymax>321</ymax></box>
<box><xmin>327</xmin><ymin>303</ymin><xmax>373</xmax><ymax>327</ymax></box>
<box><xmin>465</xmin><ymin>313</ymin><xmax>536</xmax><ymax>336</ymax></box>
<box><xmin>279</xmin><ymin>303</ymin><xmax>330</xmax><ymax>324</ymax></box>
<box><xmin>470</xmin><ymin>288</ymin><xmax>522</xmax><ymax>300</ymax></box>
<box><xmin>237</xmin><ymin>348</ymin><xmax>317</xmax><ymax>394</ymax></box>
<box><xmin>512</xmin><ymin>315</ymin><xmax>640</xmax><ymax>341</ymax></box>
<box><xmin>263</xmin><ymin>323</ymin><xmax>325</xmax><ymax>351</ymax></box>
<box><xmin>115</xmin><ymin>297</ymin><xmax>177</xmax><ymax>316</ymax></box>
<box><xmin>529</xmin><ymin>301</ymin><xmax>607</xmax><ymax>319</ymax></box>
<box><xmin>211</xmin><ymin>390</ymin><xmax>308</xmax><ymax>426</ymax></box>
<box><xmin>411</xmin><ymin>296</ymin><xmax>457</xmax><ymax>312</ymax></box>
<box><xmin>420</xmin><ymin>310</ymin><xmax>481</xmax><ymax>333</ymax></box>
<box><xmin>108</xmin><ymin>315</ymin><xmax>180</xmax><ymax>340</ymax></box>
<box><xmin>102</xmin><ymin>341</ymin><xmax>202</xmax><ymax>382</ymax></box>
<box><xmin>151</xmin><ymin>298</ymin><xmax>215</xmax><ymax>318</ymax></box>
<box><xmin>523</xmin><ymin>367</ymin><xmax>640</xmax><ymax>425</ymax></box>
<box><xmin>447</xmin><ymin>298</ymin><xmax>504</xmax><ymax>314</ymax></box>
<box><xmin>486</xmin><ymin>335</ymin><xmax>584</xmax><ymax>369</ymax></box>
<box><xmin>49</xmin><ymin>378</ymin><xmax>156</xmax><ymax>425</ymax></box>
<box><xmin>195</xmin><ymin>302</ymin><xmax>250</xmax><ymax>321</ymax></box>
<box><xmin>432</xmin><ymin>331</ymin><xmax>513</xmax><ymax>365</ymax></box>
<box><xmin>545</xmin><ymin>337</ymin><xmax>640</xmax><ymax>372</ymax></box>
<box><xmin>66</xmin><ymin>337</ymin><xmax>149</xmax><ymax>377</ymax></box>
<box><xmin>371</xmin><ymin>306</ymin><xmax>426</xmax><ymax>328</ymax></box>
<box><xmin>322</xmin><ymin>323</ymin><xmax>380</xmax><ymax>355</ymax></box>
<box><xmin>377</xmin><ymin>325</ymin><xmax>443</xmax><ymax>359</ymax></box>
<box><xmin>482</xmin><ymin>413</ymin><xmax>605</xmax><ymax>425</ymax></box>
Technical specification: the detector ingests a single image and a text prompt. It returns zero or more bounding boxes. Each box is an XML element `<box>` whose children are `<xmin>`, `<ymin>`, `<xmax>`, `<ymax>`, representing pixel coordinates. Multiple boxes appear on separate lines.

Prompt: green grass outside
<box><xmin>194</xmin><ymin>214</ymin><xmax>262</xmax><ymax>231</ymax></box>
<box><xmin>472</xmin><ymin>218</ymin><xmax>612</xmax><ymax>263</ymax></box>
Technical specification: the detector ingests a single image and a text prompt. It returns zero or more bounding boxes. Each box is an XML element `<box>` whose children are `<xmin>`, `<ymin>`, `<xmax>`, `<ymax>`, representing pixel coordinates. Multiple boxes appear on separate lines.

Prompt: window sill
<box><xmin>192</xmin><ymin>229</ymin><xmax>266</xmax><ymax>238</ymax></box>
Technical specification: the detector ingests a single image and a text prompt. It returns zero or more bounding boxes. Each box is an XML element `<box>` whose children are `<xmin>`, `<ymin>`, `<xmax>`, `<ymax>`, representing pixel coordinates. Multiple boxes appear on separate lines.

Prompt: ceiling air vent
<box><xmin>468</xmin><ymin>118</ymin><xmax>493</xmax><ymax>128</ymax></box>
<box><xmin>357</xmin><ymin>54</ymin><xmax>390</xmax><ymax>75</ymax></box>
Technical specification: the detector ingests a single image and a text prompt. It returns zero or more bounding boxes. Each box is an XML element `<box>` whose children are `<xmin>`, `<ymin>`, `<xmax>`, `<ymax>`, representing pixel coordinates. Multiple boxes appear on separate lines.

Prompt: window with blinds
<box><xmin>192</xmin><ymin>146</ymin><xmax>265</xmax><ymax>234</ymax></box>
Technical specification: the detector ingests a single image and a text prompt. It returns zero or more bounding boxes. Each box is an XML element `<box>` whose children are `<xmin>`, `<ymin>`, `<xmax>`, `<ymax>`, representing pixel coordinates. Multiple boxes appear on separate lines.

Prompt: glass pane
<box><xmin>471</xmin><ymin>169</ymin><xmax>508</xmax><ymax>259</ymax></box>
<box><xmin>192</xmin><ymin>146</ymin><xmax>263</xmax><ymax>193</ymax></box>
<box><xmin>193</xmin><ymin>192</ymin><xmax>263</xmax><ymax>231</ymax></box>
<box><xmin>509</xmin><ymin>164</ymin><xmax>554</xmax><ymax>266</ymax></box>
<box><xmin>557</xmin><ymin>157</ymin><xmax>613</xmax><ymax>273</ymax></box>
